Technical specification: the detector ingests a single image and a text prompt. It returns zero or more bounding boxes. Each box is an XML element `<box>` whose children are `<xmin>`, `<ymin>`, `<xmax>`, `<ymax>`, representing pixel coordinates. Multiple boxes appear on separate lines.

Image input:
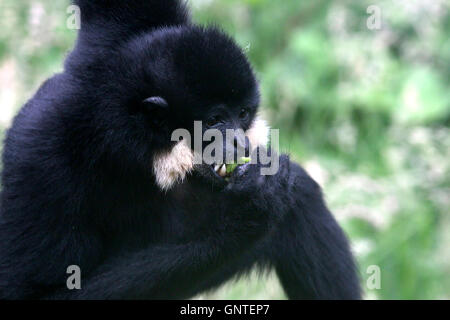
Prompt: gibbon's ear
<box><xmin>142</xmin><ymin>97</ymin><xmax>169</xmax><ymax>127</ymax></box>
<box><xmin>142</xmin><ymin>96</ymin><xmax>168</xmax><ymax>111</ymax></box>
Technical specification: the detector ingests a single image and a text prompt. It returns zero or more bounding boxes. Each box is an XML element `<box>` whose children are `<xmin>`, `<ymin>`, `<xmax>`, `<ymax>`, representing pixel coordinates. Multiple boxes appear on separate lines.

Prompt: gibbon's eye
<box><xmin>239</xmin><ymin>108</ymin><xmax>249</xmax><ymax>120</ymax></box>
<box><xmin>206</xmin><ymin>116</ymin><xmax>222</xmax><ymax>127</ymax></box>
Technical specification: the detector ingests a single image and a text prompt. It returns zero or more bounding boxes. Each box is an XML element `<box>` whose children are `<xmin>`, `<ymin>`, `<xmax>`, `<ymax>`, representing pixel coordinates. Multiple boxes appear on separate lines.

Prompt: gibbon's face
<box><xmin>118</xmin><ymin>26</ymin><xmax>269</xmax><ymax>190</ymax></box>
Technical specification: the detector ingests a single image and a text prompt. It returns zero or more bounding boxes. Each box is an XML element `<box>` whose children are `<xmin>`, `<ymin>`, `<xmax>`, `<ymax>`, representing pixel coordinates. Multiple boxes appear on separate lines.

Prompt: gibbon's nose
<box><xmin>234</xmin><ymin>134</ymin><xmax>250</xmax><ymax>157</ymax></box>
<box><xmin>219</xmin><ymin>127</ymin><xmax>250</xmax><ymax>163</ymax></box>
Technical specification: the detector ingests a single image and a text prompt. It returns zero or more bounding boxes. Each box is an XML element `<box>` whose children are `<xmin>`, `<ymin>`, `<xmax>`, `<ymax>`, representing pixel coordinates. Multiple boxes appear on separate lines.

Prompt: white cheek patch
<box><xmin>245</xmin><ymin>117</ymin><xmax>270</xmax><ymax>151</ymax></box>
<box><xmin>152</xmin><ymin>116</ymin><xmax>270</xmax><ymax>191</ymax></box>
<box><xmin>153</xmin><ymin>139</ymin><xmax>194</xmax><ymax>191</ymax></box>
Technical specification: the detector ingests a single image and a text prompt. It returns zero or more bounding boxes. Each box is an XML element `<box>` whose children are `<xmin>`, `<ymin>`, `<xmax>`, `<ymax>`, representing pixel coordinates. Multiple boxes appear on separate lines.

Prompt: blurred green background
<box><xmin>0</xmin><ymin>0</ymin><xmax>449</xmax><ymax>299</ymax></box>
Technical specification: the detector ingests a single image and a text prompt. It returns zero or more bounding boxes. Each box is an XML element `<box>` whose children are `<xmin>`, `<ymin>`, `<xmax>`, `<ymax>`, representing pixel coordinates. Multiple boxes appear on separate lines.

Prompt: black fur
<box><xmin>0</xmin><ymin>0</ymin><xmax>361</xmax><ymax>299</ymax></box>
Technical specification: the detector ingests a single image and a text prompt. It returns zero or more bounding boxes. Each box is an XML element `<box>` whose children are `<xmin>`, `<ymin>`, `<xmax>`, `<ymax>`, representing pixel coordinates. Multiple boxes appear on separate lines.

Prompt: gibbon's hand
<box><xmin>225</xmin><ymin>151</ymin><xmax>292</xmax><ymax>224</ymax></box>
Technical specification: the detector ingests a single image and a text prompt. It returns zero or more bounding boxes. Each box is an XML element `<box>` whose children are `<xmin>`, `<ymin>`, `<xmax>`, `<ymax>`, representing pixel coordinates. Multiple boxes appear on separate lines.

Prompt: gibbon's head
<box><xmin>100</xmin><ymin>26</ymin><xmax>269</xmax><ymax>190</ymax></box>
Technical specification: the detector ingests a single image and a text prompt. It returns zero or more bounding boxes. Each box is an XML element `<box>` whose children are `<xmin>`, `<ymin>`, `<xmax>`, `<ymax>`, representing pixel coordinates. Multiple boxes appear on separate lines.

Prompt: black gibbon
<box><xmin>0</xmin><ymin>0</ymin><xmax>361</xmax><ymax>299</ymax></box>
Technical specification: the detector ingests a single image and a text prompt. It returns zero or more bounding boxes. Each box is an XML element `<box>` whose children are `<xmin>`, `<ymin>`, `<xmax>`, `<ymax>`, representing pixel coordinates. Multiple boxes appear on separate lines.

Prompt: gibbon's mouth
<box><xmin>210</xmin><ymin>159</ymin><xmax>251</xmax><ymax>179</ymax></box>
<box><xmin>211</xmin><ymin>163</ymin><xmax>239</xmax><ymax>179</ymax></box>
<box><xmin>212</xmin><ymin>163</ymin><xmax>228</xmax><ymax>178</ymax></box>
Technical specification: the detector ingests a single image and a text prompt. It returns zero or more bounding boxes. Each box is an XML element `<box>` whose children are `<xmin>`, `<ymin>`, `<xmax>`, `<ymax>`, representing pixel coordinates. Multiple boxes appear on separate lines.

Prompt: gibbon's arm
<box><xmin>45</xmin><ymin>197</ymin><xmax>276</xmax><ymax>300</ymax></box>
<box><xmin>46</xmin><ymin>243</ymin><xmax>223</xmax><ymax>299</ymax></box>
<box><xmin>225</xmin><ymin>154</ymin><xmax>361</xmax><ymax>299</ymax></box>
<box><xmin>272</xmin><ymin>158</ymin><xmax>361</xmax><ymax>299</ymax></box>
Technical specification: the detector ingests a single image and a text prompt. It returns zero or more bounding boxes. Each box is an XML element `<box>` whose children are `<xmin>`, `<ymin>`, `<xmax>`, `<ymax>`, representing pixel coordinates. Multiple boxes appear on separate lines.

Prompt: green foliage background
<box><xmin>0</xmin><ymin>0</ymin><xmax>448</xmax><ymax>299</ymax></box>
